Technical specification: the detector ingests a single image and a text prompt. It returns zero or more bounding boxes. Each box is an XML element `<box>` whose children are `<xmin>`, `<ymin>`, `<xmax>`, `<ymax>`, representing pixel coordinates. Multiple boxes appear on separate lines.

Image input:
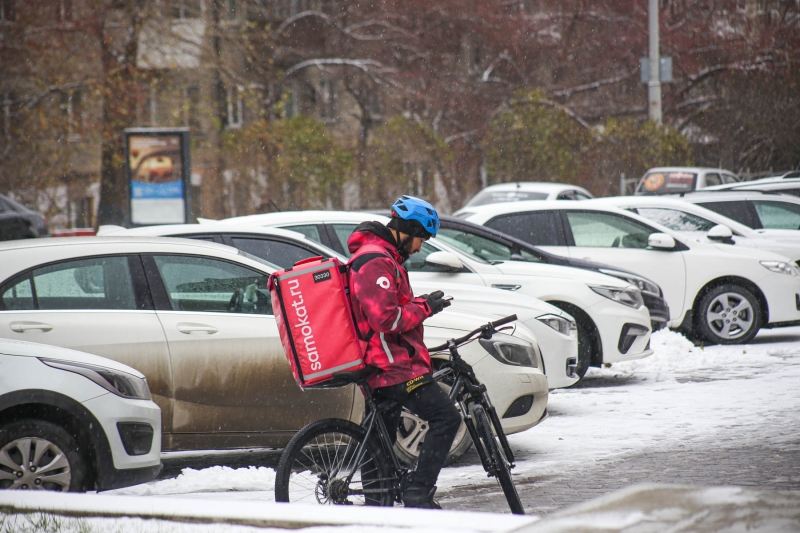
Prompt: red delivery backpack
<box><xmin>268</xmin><ymin>256</ymin><xmax>367</xmax><ymax>388</ymax></box>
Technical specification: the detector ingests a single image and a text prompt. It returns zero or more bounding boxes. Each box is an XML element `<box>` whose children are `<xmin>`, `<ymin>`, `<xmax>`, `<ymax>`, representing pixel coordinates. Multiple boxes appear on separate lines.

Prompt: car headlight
<box><xmin>41</xmin><ymin>359</ymin><xmax>152</xmax><ymax>400</ymax></box>
<box><xmin>536</xmin><ymin>314</ymin><xmax>577</xmax><ymax>338</ymax></box>
<box><xmin>598</xmin><ymin>268</ymin><xmax>662</xmax><ymax>297</ymax></box>
<box><xmin>479</xmin><ymin>333</ymin><xmax>538</xmax><ymax>368</ymax></box>
<box><xmin>760</xmin><ymin>261</ymin><xmax>797</xmax><ymax>276</ymax></box>
<box><xmin>589</xmin><ymin>285</ymin><xmax>644</xmax><ymax>309</ymax></box>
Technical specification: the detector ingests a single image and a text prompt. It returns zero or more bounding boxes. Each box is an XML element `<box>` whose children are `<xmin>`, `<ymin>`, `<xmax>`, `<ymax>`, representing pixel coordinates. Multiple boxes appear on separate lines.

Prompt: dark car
<box><xmin>435</xmin><ymin>215</ymin><xmax>670</xmax><ymax>331</ymax></box>
<box><xmin>0</xmin><ymin>193</ymin><xmax>49</xmax><ymax>241</ymax></box>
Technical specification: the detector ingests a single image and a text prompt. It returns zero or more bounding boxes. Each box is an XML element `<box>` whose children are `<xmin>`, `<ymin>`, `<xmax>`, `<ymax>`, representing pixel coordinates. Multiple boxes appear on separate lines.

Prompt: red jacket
<box><xmin>347</xmin><ymin>222</ymin><xmax>433</xmax><ymax>389</ymax></box>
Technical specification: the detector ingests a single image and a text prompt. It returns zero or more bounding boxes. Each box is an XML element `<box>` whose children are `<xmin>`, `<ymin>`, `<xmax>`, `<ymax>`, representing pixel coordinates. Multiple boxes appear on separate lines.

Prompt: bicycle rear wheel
<box><xmin>274</xmin><ymin>418</ymin><xmax>396</xmax><ymax>506</ymax></box>
<box><xmin>472</xmin><ymin>404</ymin><xmax>524</xmax><ymax>515</ymax></box>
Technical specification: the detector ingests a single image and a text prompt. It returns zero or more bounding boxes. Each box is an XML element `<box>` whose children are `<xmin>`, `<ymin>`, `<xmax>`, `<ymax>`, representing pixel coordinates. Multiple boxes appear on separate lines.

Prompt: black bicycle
<box><xmin>273</xmin><ymin>314</ymin><xmax>524</xmax><ymax>514</ymax></box>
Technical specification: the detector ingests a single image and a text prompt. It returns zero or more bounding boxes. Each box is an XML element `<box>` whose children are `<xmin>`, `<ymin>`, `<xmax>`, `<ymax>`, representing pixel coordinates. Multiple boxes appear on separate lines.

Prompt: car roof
<box><xmin>643</xmin><ymin>167</ymin><xmax>737</xmax><ymax>175</ymax></box>
<box><xmin>474</xmin><ymin>182</ymin><xmax>590</xmax><ymax>194</ymax></box>
<box><xmin>461</xmin><ymin>199</ymin><xmax>682</xmax><ymax>234</ymax></box>
<box><xmin>0</xmin><ymin>235</ymin><xmax>235</xmax><ymax>253</ymax></box>
<box><xmin>590</xmin><ymin>196</ymin><xmax>757</xmax><ymax>235</ymax></box>
<box><xmin>102</xmin><ymin>222</ymin><xmax>311</xmax><ymax>241</ymax></box>
<box><xmin>212</xmin><ymin>210</ymin><xmax>381</xmax><ymax>226</ymax></box>
<box><xmin>681</xmin><ymin>191</ymin><xmax>800</xmax><ymax>204</ymax></box>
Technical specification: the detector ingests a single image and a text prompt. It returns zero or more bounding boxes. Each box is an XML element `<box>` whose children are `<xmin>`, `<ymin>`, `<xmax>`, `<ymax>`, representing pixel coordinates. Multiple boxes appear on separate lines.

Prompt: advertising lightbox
<box><xmin>126</xmin><ymin>128</ymin><xmax>192</xmax><ymax>225</ymax></box>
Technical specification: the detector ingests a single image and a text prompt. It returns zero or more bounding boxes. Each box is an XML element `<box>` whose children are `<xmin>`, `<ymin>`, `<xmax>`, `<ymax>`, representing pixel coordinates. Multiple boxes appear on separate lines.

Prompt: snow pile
<box><xmin>115</xmin><ymin>465</ymin><xmax>276</xmax><ymax>496</ymax></box>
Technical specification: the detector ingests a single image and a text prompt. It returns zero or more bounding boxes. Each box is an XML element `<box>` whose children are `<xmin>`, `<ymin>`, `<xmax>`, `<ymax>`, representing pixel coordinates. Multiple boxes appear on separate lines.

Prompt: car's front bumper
<box><xmin>757</xmin><ymin>272</ymin><xmax>800</xmax><ymax>327</ymax></box>
<box><xmin>471</xmin><ymin>356</ymin><xmax>549</xmax><ymax>435</ymax></box>
<box><xmin>522</xmin><ymin>318</ymin><xmax>579</xmax><ymax>389</ymax></box>
<box><xmin>589</xmin><ymin>300</ymin><xmax>653</xmax><ymax>364</ymax></box>
<box><xmin>643</xmin><ymin>293</ymin><xmax>670</xmax><ymax>331</ymax></box>
<box><xmin>82</xmin><ymin>394</ymin><xmax>162</xmax><ymax>473</ymax></box>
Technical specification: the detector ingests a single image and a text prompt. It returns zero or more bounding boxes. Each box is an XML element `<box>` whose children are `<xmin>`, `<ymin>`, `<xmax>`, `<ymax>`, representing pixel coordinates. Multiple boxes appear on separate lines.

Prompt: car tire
<box><xmin>695</xmin><ymin>283</ymin><xmax>762</xmax><ymax>345</ymax></box>
<box><xmin>0</xmin><ymin>419</ymin><xmax>90</xmax><ymax>492</ymax></box>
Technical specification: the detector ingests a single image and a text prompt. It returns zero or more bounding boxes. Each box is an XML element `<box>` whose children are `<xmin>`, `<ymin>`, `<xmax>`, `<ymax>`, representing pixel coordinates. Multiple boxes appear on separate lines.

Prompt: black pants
<box><xmin>374</xmin><ymin>377</ymin><xmax>462</xmax><ymax>490</ymax></box>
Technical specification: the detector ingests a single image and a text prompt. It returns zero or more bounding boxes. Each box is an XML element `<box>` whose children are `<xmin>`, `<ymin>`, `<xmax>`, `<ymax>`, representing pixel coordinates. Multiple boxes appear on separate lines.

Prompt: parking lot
<box><xmin>102</xmin><ymin>326</ymin><xmax>800</xmax><ymax>521</ymax></box>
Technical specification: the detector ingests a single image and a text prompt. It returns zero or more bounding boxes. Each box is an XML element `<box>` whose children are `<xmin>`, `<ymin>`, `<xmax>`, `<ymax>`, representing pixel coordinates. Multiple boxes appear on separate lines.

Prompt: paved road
<box><xmin>441</xmin><ymin>374</ymin><xmax>800</xmax><ymax>516</ymax></box>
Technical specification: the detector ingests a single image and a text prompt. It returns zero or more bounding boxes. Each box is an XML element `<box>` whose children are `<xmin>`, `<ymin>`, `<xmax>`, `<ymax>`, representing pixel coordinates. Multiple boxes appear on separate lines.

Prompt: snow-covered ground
<box><xmin>2</xmin><ymin>327</ymin><xmax>799</xmax><ymax>532</ymax></box>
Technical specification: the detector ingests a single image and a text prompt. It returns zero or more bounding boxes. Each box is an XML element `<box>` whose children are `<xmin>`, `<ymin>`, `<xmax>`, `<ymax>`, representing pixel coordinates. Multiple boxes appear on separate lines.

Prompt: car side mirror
<box><xmin>647</xmin><ymin>233</ymin><xmax>676</xmax><ymax>250</ymax></box>
<box><xmin>707</xmin><ymin>224</ymin><xmax>735</xmax><ymax>244</ymax></box>
<box><xmin>424</xmin><ymin>251</ymin><xmax>463</xmax><ymax>272</ymax></box>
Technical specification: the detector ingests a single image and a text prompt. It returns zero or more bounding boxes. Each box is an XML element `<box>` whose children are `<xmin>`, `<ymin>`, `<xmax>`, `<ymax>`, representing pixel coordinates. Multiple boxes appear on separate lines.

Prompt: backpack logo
<box><xmin>376</xmin><ymin>276</ymin><xmax>391</xmax><ymax>289</ymax></box>
<box><xmin>313</xmin><ymin>270</ymin><xmax>332</xmax><ymax>283</ymax></box>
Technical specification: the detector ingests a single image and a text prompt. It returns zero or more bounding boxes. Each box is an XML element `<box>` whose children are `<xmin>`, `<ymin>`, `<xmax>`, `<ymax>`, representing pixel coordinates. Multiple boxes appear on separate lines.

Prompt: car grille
<box><xmin>502</xmin><ymin>395</ymin><xmax>534</xmax><ymax>419</ymax></box>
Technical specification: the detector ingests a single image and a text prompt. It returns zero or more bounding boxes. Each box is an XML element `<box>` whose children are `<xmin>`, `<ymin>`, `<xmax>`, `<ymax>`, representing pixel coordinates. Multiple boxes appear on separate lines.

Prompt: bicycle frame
<box><xmin>434</xmin><ymin>338</ymin><xmax>516</xmax><ymax>470</ymax></box>
<box><xmin>337</xmin><ymin>314</ymin><xmax>519</xmax><ymax>500</ymax></box>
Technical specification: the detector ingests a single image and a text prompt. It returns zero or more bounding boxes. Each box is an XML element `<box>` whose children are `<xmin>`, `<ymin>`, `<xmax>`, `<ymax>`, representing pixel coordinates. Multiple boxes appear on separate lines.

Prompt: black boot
<box><xmin>402</xmin><ymin>485</ymin><xmax>442</xmax><ymax>510</ymax></box>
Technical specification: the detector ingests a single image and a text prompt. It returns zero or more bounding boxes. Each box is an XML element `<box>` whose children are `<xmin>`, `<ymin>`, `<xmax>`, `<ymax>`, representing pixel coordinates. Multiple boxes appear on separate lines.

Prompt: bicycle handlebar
<box><xmin>428</xmin><ymin>314</ymin><xmax>518</xmax><ymax>353</ymax></box>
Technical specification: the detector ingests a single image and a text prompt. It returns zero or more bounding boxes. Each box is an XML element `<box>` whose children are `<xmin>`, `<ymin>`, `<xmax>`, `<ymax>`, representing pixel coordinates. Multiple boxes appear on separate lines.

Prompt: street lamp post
<box><xmin>648</xmin><ymin>0</ymin><xmax>662</xmax><ymax>123</ymax></box>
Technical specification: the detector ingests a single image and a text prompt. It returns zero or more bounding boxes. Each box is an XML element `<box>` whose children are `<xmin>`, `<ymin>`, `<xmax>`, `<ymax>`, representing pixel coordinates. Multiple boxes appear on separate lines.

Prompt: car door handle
<box><xmin>492</xmin><ymin>284</ymin><xmax>522</xmax><ymax>291</ymax></box>
<box><xmin>10</xmin><ymin>321</ymin><xmax>53</xmax><ymax>332</ymax></box>
<box><xmin>176</xmin><ymin>323</ymin><xmax>218</xmax><ymax>335</ymax></box>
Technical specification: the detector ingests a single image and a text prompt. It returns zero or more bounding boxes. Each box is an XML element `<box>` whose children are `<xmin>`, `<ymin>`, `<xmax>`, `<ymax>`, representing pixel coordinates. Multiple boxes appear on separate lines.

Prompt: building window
<box><xmin>226</xmin><ymin>85</ymin><xmax>244</xmax><ymax>129</ymax></box>
<box><xmin>60</xmin><ymin>0</ymin><xmax>73</xmax><ymax>21</ymax></box>
<box><xmin>0</xmin><ymin>0</ymin><xmax>16</xmax><ymax>22</ymax></box>
<box><xmin>71</xmin><ymin>196</ymin><xmax>94</xmax><ymax>228</ymax></box>
<box><xmin>60</xmin><ymin>89</ymin><xmax>83</xmax><ymax>138</ymax></box>
<box><xmin>319</xmin><ymin>80</ymin><xmax>336</xmax><ymax>122</ymax></box>
<box><xmin>184</xmin><ymin>85</ymin><xmax>201</xmax><ymax>131</ymax></box>
<box><xmin>170</xmin><ymin>0</ymin><xmax>202</xmax><ymax>19</ymax></box>
<box><xmin>225</xmin><ymin>0</ymin><xmax>237</xmax><ymax>19</ymax></box>
<box><xmin>2</xmin><ymin>92</ymin><xmax>11</xmax><ymax>140</ymax></box>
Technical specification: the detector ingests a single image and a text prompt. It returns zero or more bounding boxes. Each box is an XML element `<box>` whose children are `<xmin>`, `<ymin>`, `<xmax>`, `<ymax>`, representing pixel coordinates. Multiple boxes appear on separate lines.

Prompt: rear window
<box><xmin>635</xmin><ymin>171</ymin><xmax>697</xmax><ymax>195</ymax></box>
<box><xmin>465</xmin><ymin>190</ymin><xmax>549</xmax><ymax>207</ymax></box>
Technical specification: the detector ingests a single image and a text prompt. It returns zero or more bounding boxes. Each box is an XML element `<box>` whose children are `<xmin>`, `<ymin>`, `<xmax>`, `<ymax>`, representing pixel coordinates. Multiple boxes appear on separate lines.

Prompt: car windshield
<box><xmin>437</xmin><ymin>228</ymin><xmax>543</xmax><ymax>263</ymax></box>
<box><xmin>236</xmin><ymin>249</ymin><xmax>279</xmax><ymax>272</ymax></box>
<box><xmin>635</xmin><ymin>208</ymin><xmax>717</xmax><ymax>232</ymax></box>
<box><xmin>636</xmin><ymin>171</ymin><xmax>697</xmax><ymax>195</ymax></box>
<box><xmin>466</xmin><ymin>190</ymin><xmax>549</xmax><ymax>207</ymax></box>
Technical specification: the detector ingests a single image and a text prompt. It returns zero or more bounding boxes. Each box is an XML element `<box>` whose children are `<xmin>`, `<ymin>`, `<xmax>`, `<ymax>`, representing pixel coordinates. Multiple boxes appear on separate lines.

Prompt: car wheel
<box><xmin>573</xmin><ymin>320</ymin><xmax>593</xmax><ymax>379</ymax></box>
<box><xmin>696</xmin><ymin>284</ymin><xmax>762</xmax><ymax>345</ymax></box>
<box><xmin>393</xmin><ymin>382</ymin><xmax>472</xmax><ymax>466</ymax></box>
<box><xmin>0</xmin><ymin>419</ymin><xmax>90</xmax><ymax>491</ymax></box>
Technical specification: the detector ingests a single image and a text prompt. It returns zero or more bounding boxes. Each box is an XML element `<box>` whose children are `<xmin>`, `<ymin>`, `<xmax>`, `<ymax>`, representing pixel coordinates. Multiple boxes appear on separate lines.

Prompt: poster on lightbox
<box><xmin>128</xmin><ymin>134</ymin><xmax>186</xmax><ymax>224</ymax></box>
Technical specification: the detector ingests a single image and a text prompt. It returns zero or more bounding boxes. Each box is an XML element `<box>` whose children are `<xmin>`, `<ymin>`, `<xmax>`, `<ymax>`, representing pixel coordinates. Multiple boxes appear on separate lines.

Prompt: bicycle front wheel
<box><xmin>274</xmin><ymin>418</ymin><xmax>396</xmax><ymax>506</ymax></box>
<box><xmin>472</xmin><ymin>404</ymin><xmax>524</xmax><ymax>515</ymax></box>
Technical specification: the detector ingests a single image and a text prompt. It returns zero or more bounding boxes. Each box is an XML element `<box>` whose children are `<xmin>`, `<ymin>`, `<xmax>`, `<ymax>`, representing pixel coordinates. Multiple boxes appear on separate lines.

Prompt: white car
<box><xmin>208</xmin><ymin>211</ymin><xmax>655</xmax><ymax>379</ymax></box>
<box><xmin>590</xmin><ymin>196</ymin><xmax>800</xmax><ymax>264</ymax></box>
<box><xmin>461</xmin><ymin>201</ymin><xmax>800</xmax><ymax>344</ymax></box>
<box><xmin>679</xmin><ymin>191</ymin><xmax>800</xmax><ymax>234</ymax></box>
<box><xmin>633</xmin><ymin>167</ymin><xmax>740</xmax><ymax>195</ymax></box>
<box><xmin>100</xmin><ymin>222</ymin><xmax>580</xmax><ymax>389</ymax></box>
<box><xmin>703</xmin><ymin>171</ymin><xmax>800</xmax><ymax>197</ymax></box>
<box><xmin>0</xmin><ymin>237</ymin><xmax>548</xmax><ymax>464</ymax></box>
<box><xmin>0</xmin><ymin>338</ymin><xmax>161</xmax><ymax>491</ymax></box>
<box><xmin>457</xmin><ymin>182</ymin><xmax>593</xmax><ymax>212</ymax></box>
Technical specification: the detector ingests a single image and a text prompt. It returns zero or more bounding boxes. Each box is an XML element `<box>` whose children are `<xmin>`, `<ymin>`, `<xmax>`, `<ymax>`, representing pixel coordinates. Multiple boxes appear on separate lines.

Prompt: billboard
<box><xmin>126</xmin><ymin>128</ymin><xmax>192</xmax><ymax>225</ymax></box>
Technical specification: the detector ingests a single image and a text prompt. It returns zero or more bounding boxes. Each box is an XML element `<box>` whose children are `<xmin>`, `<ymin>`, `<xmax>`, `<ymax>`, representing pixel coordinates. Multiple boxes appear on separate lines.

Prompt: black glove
<box><xmin>423</xmin><ymin>290</ymin><xmax>451</xmax><ymax>316</ymax></box>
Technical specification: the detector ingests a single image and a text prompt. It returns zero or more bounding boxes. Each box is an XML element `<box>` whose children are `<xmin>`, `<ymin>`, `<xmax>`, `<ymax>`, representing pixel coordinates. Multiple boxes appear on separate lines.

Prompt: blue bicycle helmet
<box><xmin>389</xmin><ymin>195</ymin><xmax>440</xmax><ymax>238</ymax></box>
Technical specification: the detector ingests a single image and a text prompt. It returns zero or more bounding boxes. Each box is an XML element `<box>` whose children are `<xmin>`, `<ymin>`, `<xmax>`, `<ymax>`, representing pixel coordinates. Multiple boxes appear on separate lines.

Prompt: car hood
<box><xmin>491</xmin><ymin>261</ymin><xmax>630</xmax><ymax>287</ymax></box>
<box><xmin>705</xmin><ymin>240</ymin><xmax>795</xmax><ymax>262</ymax></box>
<box><xmin>414</xmin><ymin>281</ymin><xmax>569</xmax><ymax>320</ymax></box>
<box><xmin>424</xmin><ymin>307</ymin><xmax>520</xmax><ymax>335</ymax></box>
<box><xmin>0</xmin><ymin>338</ymin><xmax>146</xmax><ymax>378</ymax></box>
<box><xmin>753</xmin><ymin>229</ymin><xmax>800</xmax><ymax>245</ymax></box>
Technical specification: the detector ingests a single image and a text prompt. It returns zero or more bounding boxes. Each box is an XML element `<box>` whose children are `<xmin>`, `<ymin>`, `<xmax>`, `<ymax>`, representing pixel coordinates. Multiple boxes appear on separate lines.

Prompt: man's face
<box><xmin>408</xmin><ymin>236</ymin><xmax>429</xmax><ymax>255</ymax></box>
